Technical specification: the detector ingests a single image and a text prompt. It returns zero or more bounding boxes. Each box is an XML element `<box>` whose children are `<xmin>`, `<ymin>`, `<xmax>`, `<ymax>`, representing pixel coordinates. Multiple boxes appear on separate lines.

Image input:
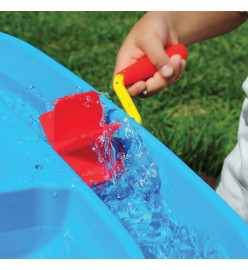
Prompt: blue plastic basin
<box><xmin>0</xmin><ymin>32</ymin><xmax>247</xmax><ymax>259</ymax></box>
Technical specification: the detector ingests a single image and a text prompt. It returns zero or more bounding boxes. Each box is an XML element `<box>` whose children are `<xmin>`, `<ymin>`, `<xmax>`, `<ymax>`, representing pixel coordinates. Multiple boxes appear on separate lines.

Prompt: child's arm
<box><xmin>167</xmin><ymin>11</ymin><xmax>247</xmax><ymax>45</ymax></box>
<box><xmin>113</xmin><ymin>11</ymin><xmax>247</xmax><ymax>98</ymax></box>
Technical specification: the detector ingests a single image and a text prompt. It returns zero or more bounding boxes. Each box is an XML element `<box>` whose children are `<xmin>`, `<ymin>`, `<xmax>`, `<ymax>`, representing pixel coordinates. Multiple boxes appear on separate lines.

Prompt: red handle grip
<box><xmin>118</xmin><ymin>44</ymin><xmax>188</xmax><ymax>86</ymax></box>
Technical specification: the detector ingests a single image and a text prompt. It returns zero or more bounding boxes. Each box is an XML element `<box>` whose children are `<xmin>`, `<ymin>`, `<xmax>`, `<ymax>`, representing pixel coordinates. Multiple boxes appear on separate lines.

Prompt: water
<box><xmin>91</xmin><ymin>120</ymin><xmax>227</xmax><ymax>259</ymax></box>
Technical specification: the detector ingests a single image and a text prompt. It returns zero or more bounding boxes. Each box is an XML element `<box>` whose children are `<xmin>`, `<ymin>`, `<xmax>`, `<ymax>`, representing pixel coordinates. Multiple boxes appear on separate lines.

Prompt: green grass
<box><xmin>1</xmin><ymin>11</ymin><xmax>248</xmax><ymax>177</ymax></box>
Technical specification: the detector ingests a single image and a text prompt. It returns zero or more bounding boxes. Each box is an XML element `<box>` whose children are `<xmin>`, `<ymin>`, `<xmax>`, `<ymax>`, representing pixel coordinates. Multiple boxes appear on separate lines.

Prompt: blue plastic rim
<box><xmin>0</xmin><ymin>32</ymin><xmax>248</xmax><ymax>259</ymax></box>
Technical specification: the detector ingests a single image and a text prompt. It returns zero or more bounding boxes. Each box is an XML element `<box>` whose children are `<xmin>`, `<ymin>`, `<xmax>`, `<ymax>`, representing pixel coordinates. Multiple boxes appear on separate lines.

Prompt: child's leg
<box><xmin>216</xmin><ymin>77</ymin><xmax>248</xmax><ymax>224</ymax></box>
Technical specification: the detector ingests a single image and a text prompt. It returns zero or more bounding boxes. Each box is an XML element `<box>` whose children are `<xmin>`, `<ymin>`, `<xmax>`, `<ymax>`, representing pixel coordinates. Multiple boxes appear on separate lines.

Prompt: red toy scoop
<box><xmin>40</xmin><ymin>91</ymin><xmax>123</xmax><ymax>186</ymax></box>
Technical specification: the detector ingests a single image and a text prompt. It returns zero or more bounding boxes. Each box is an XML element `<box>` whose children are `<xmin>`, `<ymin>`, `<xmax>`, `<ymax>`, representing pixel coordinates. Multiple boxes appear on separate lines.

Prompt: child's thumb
<box><xmin>141</xmin><ymin>35</ymin><xmax>173</xmax><ymax>78</ymax></box>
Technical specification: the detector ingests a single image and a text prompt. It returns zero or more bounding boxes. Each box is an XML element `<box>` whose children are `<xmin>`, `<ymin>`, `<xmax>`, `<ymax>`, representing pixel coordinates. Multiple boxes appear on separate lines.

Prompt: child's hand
<box><xmin>113</xmin><ymin>12</ymin><xmax>186</xmax><ymax>98</ymax></box>
<box><xmin>113</xmin><ymin>11</ymin><xmax>245</xmax><ymax>98</ymax></box>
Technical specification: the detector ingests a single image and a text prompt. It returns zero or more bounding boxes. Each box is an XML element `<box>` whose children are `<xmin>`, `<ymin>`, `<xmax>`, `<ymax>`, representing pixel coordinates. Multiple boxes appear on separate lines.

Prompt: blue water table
<box><xmin>0</xmin><ymin>32</ymin><xmax>247</xmax><ymax>259</ymax></box>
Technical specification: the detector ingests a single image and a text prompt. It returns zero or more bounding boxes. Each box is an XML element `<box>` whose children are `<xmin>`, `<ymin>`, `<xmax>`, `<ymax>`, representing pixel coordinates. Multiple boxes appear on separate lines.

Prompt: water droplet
<box><xmin>28</xmin><ymin>121</ymin><xmax>33</xmax><ymax>127</ymax></box>
<box><xmin>11</xmin><ymin>126</ymin><xmax>15</xmax><ymax>130</ymax></box>
<box><xmin>44</xmin><ymin>155</ymin><xmax>56</xmax><ymax>163</ymax></box>
<box><xmin>45</xmin><ymin>101</ymin><xmax>54</xmax><ymax>112</ymax></box>
<box><xmin>28</xmin><ymin>84</ymin><xmax>35</xmax><ymax>90</ymax></box>
<box><xmin>18</xmin><ymin>140</ymin><xmax>23</xmax><ymax>144</ymax></box>
<box><xmin>31</xmin><ymin>112</ymin><xmax>39</xmax><ymax>121</ymax></box>
<box><xmin>25</xmin><ymin>150</ymin><xmax>29</xmax><ymax>154</ymax></box>
<box><xmin>53</xmin><ymin>191</ymin><xmax>58</xmax><ymax>198</ymax></box>
<box><xmin>26</xmin><ymin>135</ymin><xmax>38</xmax><ymax>142</ymax></box>
<box><xmin>73</xmin><ymin>86</ymin><xmax>82</xmax><ymax>94</ymax></box>
<box><xmin>36</xmin><ymin>208</ymin><xmax>40</xmax><ymax>213</ymax></box>
<box><xmin>35</xmin><ymin>164</ymin><xmax>43</xmax><ymax>170</ymax></box>
<box><xmin>56</xmin><ymin>172</ymin><xmax>61</xmax><ymax>175</ymax></box>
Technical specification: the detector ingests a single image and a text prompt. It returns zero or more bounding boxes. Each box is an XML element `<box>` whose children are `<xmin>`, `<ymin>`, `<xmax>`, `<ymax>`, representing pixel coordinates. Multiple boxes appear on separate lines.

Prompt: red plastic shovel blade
<box><xmin>40</xmin><ymin>91</ymin><xmax>123</xmax><ymax>186</ymax></box>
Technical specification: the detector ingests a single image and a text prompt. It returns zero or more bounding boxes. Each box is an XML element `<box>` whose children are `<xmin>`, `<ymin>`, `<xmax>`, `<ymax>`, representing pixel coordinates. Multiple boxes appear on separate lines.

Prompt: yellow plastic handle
<box><xmin>113</xmin><ymin>44</ymin><xmax>188</xmax><ymax>126</ymax></box>
<box><xmin>113</xmin><ymin>74</ymin><xmax>142</xmax><ymax>125</ymax></box>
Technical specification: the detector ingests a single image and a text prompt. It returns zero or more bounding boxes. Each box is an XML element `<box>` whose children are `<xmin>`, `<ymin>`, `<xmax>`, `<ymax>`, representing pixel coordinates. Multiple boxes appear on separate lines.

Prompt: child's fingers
<box><xmin>138</xmin><ymin>54</ymin><xmax>184</xmax><ymax>98</ymax></box>
<box><xmin>143</xmin><ymin>72</ymin><xmax>168</xmax><ymax>97</ymax></box>
<box><xmin>165</xmin><ymin>55</ymin><xmax>183</xmax><ymax>84</ymax></box>
<box><xmin>167</xmin><ymin>57</ymin><xmax>185</xmax><ymax>86</ymax></box>
<box><xmin>127</xmin><ymin>81</ymin><xmax>147</xmax><ymax>97</ymax></box>
<box><xmin>139</xmin><ymin>34</ymin><xmax>173</xmax><ymax>78</ymax></box>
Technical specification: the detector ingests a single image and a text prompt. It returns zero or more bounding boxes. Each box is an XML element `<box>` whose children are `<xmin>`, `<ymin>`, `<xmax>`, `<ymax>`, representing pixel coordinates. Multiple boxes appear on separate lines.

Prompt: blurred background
<box><xmin>1</xmin><ymin>11</ymin><xmax>247</xmax><ymax>181</ymax></box>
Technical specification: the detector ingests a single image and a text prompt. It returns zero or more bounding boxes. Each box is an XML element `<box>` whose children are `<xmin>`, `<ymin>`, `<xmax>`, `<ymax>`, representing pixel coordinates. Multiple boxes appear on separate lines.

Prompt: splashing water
<box><xmin>92</xmin><ymin>120</ymin><xmax>227</xmax><ymax>259</ymax></box>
